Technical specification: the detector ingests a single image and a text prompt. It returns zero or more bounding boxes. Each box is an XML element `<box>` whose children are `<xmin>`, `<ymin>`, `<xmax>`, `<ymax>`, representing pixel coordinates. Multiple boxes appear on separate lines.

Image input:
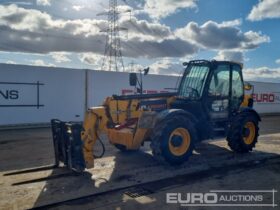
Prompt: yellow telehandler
<box><xmin>51</xmin><ymin>60</ymin><xmax>260</xmax><ymax>172</ymax></box>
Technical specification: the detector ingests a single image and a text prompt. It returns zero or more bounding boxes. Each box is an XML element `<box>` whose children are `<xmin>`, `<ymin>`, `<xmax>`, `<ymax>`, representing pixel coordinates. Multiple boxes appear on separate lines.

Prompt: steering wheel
<box><xmin>186</xmin><ymin>86</ymin><xmax>199</xmax><ymax>98</ymax></box>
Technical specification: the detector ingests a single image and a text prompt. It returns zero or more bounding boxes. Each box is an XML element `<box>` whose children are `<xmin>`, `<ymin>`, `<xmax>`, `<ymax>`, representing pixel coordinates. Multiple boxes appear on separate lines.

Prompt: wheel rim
<box><xmin>168</xmin><ymin>128</ymin><xmax>191</xmax><ymax>156</ymax></box>
<box><xmin>243</xmin><ymin>122</ymin><xmax>256</xmax><ymax>145</ymax></box>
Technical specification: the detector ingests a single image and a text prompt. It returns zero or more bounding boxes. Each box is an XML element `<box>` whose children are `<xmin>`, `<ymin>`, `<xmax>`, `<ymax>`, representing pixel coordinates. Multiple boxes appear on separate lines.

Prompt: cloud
<box><xmin>122</xmin><ymin>37</ymin><xmax>198</xmax><ymax>58</ymax></box>
<box><xmin>72</xmin><ymin>5</ymin><xmax>85</xmax><ymax>11</ymax></box>
<box><xmin>0</xmin><ymin>4</ymin><xmax>107</xmax><ymax>53</ymax></box>
<box><xmin>247</xmin><ymin>0</ymin><xmax>280</xmax><ymax>21</ymax></box>
<box><xmin>149</xmin><ymin>58</ymin><xmax>184</xmax><ymax>75</ymax></box>
<box><xmin>36</xmin><ymin>0</ymin><xmax>51</xmax><ymax>6</ymax></box>
<box><xmin>4</xmin><ymin>1</ymin><xmax>33</xmax><ymax>6</ymax></box>
<box><xmin>0</xmin><ymin>4</ymin><xmax>107</xmax><ymax>34</ymax></box>
<box><xmin>214</xmin><ymin>51</ymin><xmax>244</xmax><ymax>63</ymax></box>
<box><xmin>142</xmin><ymin>0</ymin><xmax>197</xmax><ymax>20</ymax></box>
<box><xmin>243</xmin><ymin>67</ymin><xmax>280</xmax><ymax>82</ymax></box>
<box><xmin>175</xmin><ymin>20</ymin><xmax>270</xmax><ymax>50</ymax></box>
<box><xmin>276</xmin><ymin>58</ymin><xmax>280</xmax><ymax>64</ymax></box>
<box><xmin>0</xmin><ymin>5</ymin><xmax>270</xmax><ymax>65</ymax></box>
<box><xmin>220</xmin><ymin>19</ymin><xmax>242</xmax><ymax>27</ymax></box>
<box><xmin>51</xmin><ymin>52</ymin><xmax>71</xmax><ymax>63</ymax></box>
<box><xmin>127</xmin><ymin>62</ymin><xmax>145</xmax><ymax>73</ymax></box>
<box><xmin>0</xmin><ymin>4</ymin><xmax>197</xmax><ymax>59</ymax></box>
<box><xmin>30</xmin><ymin>59</ymin><xmax>55</xmax><ymax>67</ymax></box>
<box><xmin>79</xmin><ymin>53</ymin><xmax>103</xmax><ymax>68</ymax></box>
<box><xmin>6</xmin><ymin>60</ymin><xmax>17</xmax><ymax>64</ymax></box>
<box><xmin>119</xmin><ymin>16</ymin><xmax>172</xmax><ymax>40</ymax></box>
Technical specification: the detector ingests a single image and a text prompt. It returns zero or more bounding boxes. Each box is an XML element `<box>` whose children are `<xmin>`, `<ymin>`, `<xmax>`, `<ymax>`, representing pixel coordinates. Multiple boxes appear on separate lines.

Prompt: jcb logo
<box><xmin>0</xmin><ymin>90</ymin><xmax>19</xmax><ymax>100</ymax></box>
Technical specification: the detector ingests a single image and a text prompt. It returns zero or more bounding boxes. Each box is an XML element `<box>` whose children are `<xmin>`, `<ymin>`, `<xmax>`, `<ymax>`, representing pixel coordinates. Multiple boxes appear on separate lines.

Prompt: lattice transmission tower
<box><xmin>98</xmin><ymin>0</ymin><xmax>130</xmax><ymax>72</ymax></box>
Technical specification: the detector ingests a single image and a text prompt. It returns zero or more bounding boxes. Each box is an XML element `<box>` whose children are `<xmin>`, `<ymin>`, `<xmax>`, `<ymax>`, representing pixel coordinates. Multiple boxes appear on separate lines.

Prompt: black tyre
<box><xmin>150</xmin><ymin>115</ymin><xmax>197</xmax><ymax>164</ymax></box>
<box><xmin>227</xmin><ymin>113</ymin><xmax>259</xmax><ymax>153</ymax></box>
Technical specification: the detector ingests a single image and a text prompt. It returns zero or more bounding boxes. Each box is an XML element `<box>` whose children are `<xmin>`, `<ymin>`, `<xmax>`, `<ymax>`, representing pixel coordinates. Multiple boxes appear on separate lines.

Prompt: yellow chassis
<box><xmin>81</xmin><ymin>93</ymin><xmax>252</xmax><ymax>169</ymax></box>
<box><xmin>81</xmin><ymin>96</ymin><xmax>176</xmax><ymax>168</ymax></box>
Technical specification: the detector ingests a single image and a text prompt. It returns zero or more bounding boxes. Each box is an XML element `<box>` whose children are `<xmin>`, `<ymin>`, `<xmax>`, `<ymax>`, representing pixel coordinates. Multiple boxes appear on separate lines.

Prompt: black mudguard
<box><xmin>239</xmin><ymin>107</ymin><xmax>261</xmax><ymax>122</ymax></box>
<box><xmin>156</xmin><ymin>109</ymin><xmax>198</xmax><ymax>125</ymax></box>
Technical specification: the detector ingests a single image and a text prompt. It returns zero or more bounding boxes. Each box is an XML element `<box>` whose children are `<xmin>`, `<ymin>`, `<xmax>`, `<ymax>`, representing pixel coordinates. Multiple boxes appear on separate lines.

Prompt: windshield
<box><xmin>179</xmin><ymin>64</ymin><xmax>210</xmax><ymax>99</ymax></box>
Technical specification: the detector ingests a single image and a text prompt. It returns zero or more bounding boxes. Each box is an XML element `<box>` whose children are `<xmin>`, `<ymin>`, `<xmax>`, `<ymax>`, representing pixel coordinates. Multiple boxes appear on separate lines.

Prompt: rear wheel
<box><xmin>150</xmin><ymin>115</ymin><xmax>197</xmax><ymax>164</ymax></box>
<box><xmin>227</xmin><ymin>113</ymin><xmax>259</xmax><ymax>153</ymax></box>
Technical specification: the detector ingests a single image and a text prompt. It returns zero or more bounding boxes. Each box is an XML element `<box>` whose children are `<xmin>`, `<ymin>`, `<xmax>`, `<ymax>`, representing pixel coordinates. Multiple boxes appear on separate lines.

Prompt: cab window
<box><xmin>208</xmin><ymin>64</ymin><xmax>230</xmax><ymax>97</ymax></box>
<box><xmin>231</xmin><ymin>65</ymin><xmax>244</xmax><ymax>109</ymax></box>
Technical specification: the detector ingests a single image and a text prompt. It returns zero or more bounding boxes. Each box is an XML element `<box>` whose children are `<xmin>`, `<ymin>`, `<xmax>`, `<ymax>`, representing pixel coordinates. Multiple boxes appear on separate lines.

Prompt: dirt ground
<box><xmin>0</xmin><ymin>116</ymin><xmax>279</xmax><ymax>210</ymax></box>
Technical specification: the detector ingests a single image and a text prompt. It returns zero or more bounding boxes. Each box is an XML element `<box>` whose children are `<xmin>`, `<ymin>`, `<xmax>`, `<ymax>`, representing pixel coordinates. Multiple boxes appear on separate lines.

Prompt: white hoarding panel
<box><xmin>250</xmin><ymin>81</ymin><xmax>280</xmax><ymax>114</ymax></box>
<box><xmin>0</xmin><ymin>64</ymin><xmax>85</xmax><ymax>125</ymax></box>
<box><xmin>87</xmin><ymin>71</ymin><xmax>178</xmax><ymax>107</ymax></box>
<box><xmin>0</xmin><ymin>82</ymin><xmax>41</xmax><ymax>107</ymax></box>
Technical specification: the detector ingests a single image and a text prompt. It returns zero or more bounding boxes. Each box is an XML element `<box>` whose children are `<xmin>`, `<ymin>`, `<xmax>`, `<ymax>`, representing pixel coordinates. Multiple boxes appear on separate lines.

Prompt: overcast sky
<box><xmin>0</xmin><ymin>0</ymin><xmax>280</xmax><ymax>82</ymax></box>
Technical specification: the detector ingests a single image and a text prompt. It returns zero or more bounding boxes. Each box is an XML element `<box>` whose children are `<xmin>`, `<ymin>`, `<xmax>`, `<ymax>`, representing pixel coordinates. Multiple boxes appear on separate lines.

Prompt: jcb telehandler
<box><xmin>51</xmin><ymin>60</ymin><xmax>260</xmax><ymax>172</ymax></box>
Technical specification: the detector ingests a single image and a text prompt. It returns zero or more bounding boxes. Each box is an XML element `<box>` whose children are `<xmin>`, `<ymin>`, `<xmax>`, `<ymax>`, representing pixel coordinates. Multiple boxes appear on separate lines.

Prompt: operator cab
<box><xmin>172</xmin><ymin>60</ymin><xmax>245</xmax><ymax>137</ymax></box>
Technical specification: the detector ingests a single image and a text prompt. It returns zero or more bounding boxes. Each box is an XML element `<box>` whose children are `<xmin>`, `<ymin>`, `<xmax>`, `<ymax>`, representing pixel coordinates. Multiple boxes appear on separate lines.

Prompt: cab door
<box><xmin>206</xmin><ymin>64</ymin><xmax>230</xmax><ymax>121</ymax></box>
<box><xmin>230</xmin><ymin>64</ymin><xmax>244</xmax><ymax>112</ymax></box>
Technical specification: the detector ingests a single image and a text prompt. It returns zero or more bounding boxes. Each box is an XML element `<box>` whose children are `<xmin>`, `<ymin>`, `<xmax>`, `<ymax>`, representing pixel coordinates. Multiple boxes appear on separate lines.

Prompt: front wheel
<box><xmin>150</xmin><ymin>116</ymin><xmax>197</xmax><ymax>164</ymax></box>
<box><xmin>227</xmin><ymin>113</ymin><xmax>259</xmax><ymax>153</ymax></box>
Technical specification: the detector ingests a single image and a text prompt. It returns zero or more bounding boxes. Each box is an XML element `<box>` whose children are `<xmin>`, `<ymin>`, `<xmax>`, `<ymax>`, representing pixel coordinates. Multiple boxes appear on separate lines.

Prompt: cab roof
<box><xmin>186</xmin><ymin>59</ymin><xmax>243</xmax><ymax>69</ymax></box>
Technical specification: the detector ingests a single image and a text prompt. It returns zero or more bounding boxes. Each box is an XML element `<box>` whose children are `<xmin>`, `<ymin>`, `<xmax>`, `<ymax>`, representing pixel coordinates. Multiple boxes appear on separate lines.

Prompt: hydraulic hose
<box><xmin>92</xmin><ymin>112</ymin><xmax>105</xmax><ymax>159</ymax></box>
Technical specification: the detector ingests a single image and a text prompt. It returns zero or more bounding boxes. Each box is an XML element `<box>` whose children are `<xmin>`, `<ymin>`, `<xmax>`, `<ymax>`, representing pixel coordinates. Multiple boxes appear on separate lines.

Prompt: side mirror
<box><xmin>244</xmin><ymin>82</ymin><xmax>253</xmax><ymax>91</ymax></box>
<box><xmin>143</xmin><ymin>67</ymin><xmax>149</xmax><ymax>75</ymax></box>
<box><xmin>129</xmin><ymin>73</ymin><xmax>137</xmax><ymax>86</ymax></box>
